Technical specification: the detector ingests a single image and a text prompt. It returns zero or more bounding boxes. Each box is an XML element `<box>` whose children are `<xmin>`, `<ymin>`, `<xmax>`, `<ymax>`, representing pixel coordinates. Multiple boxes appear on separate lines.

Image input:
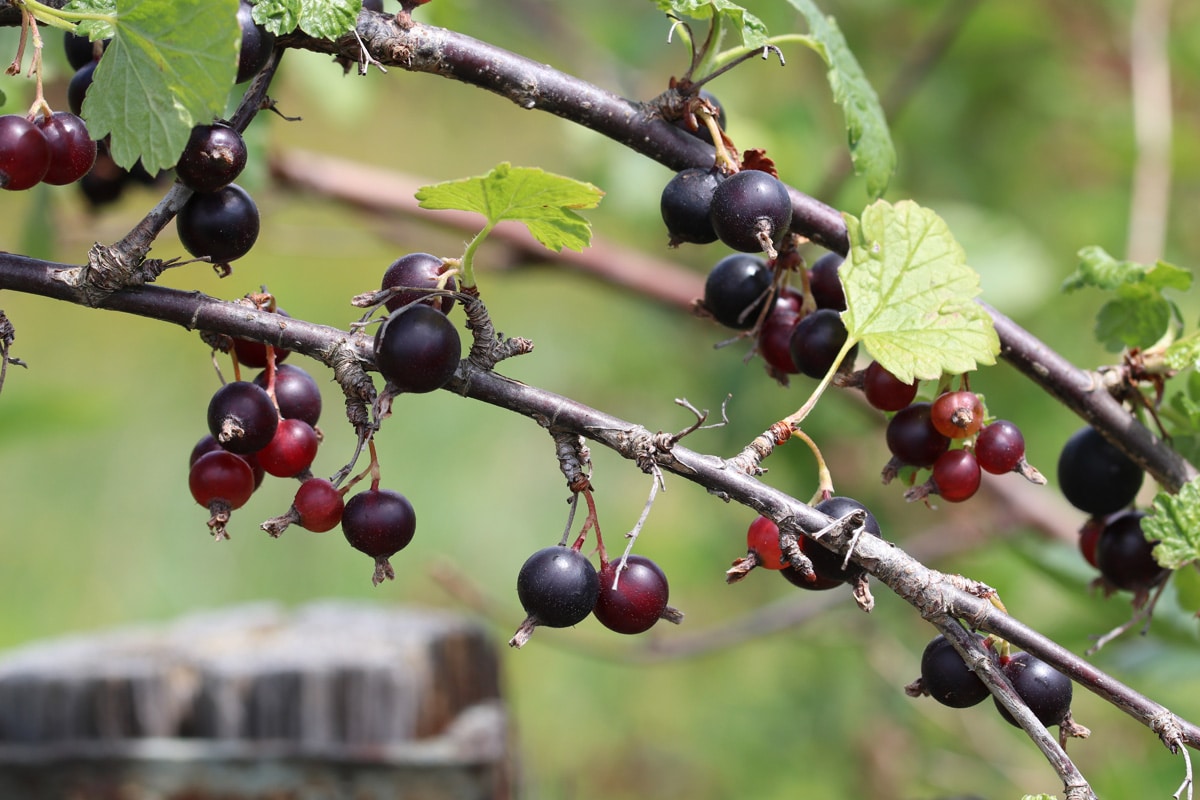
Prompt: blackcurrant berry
<box><xmin>781</xmin><ymin>496</ymin><xmax>881</xmax><ymax>590</ymax></box>
<box><xmin>1094</xmin><ymin>510</ymin><xmax>1168</xmax><ymax>592</ymax></box>
<box><xmin>34</xmin><ymin>112</ymin><xmax>96</xmax><ymax>186</ymax></box>
<box><xmin>254</xmin><ymin>363</ymin><xmax>321</xmax><ymax>426</ymax></box>
<box><xmin>757</xmin><ymin>289</ymin><xmax>803</xmax><ymax>375</ymax></box>
<box><xmin>233</xmin><ymin>309</ymin><xmax>291</xmax><ymax>369</ymax></box>
<box><xmin>189</xmin><ymin>433</ymin><xmax>264</xmax><ymax>489</ymax></box>
<box><xmin>374</xmin><ymin>303</ymin><xmax>462</xmax><ymax>393</ymax></box>
<box><xmin>975</xmin><ymin>420</ymin><xmax>1025</xmax><ymax>475</ymax></box>
<box><xmin>78</xmin><ymin>147</ymin><xmax>127</xmax><ymax>209</ymax></box>
<box><xmin>930</xmin><ymin>449</ymin><xmax>981</xmax><ymax>503</ymax></box>
<box><xmin>809</xmin><ymin>252</ymin><xmax>846</xmax><ymax>311</ymax></box>
<box><xmin>594</xmin><ymin>555</ymin><xmax>670</xmax><ymax>634</ymax></box>
<box><xmin>362</xmin><ymin>0</ymin><xmax>384</xmax><ymax>11</ymax></box>
<box><xmin>930</xmin><ymin>391</ymin><xmax>985</xmax><ymax>439</ymax></box>
<box><xmin>381</xmin><ymin>252</ymin><xmax>457</xmax><ymax>314</ymax></box>
<box><xmin>862</xmin><ymin>360</ymin><xmax>918</xmax><ymax>412</ymax></box>
<box><xmin>709</xmin><ymin>169</ymin><xmax>792</xmax><ymax>254</ymax></box>
<box><xmin>189</xmin><ymin>450</ymin><xmax>255</xmax><ymax>511</ymax></box>
<box><xmin>886</xmin><ymin>402</ymin><xmax>950</xmax><ymax>468</ymax></box>
<box><xmin>67</xmin><ymin>61</ymin><xmax>96</xmax><ymax>117</ymax></box>
<box><xmin>703</xmin><ymin>253</ymin><xmax>772</xmax><ymax>330</ymax></box>
<box><xmin>63</xmin><ymin>31</ymin><xmax>105</xmax><ymax>70</ymax></box>
<box><xmin>206</xmin><ymin>380</ymin><xmax>278</xmax><ymax>455</ymax></box>
<box><xmin>342</xmin><ymin>487</ymin><xmax>416</xmax><ymax>585</ymax></box>
<box><xmin>660</xmin><ymin>167</ymin><xmax>722</xmax><ymax>245</ymax></box>
<box><xmin>787</xmin><ymin>308</ymin><xmax>856</xmax><ymax>379</ymax></box>
<box><xmin>292</xmin><ymin>478</ymin><xmax>345</xmax><ymax>533</ymax></box>
<box><xmin>176</xmin><ymin>123</ymin><xmax>247</xmax><ymax>193</ymax></box>
<box><xmin>0</xmin><ymin>115</ymin><xmax>50</xmax><ymax>191</ymax></box>
<box><xmin>177</xmin><ymin>183</ymin><xmax>260</xmax><ymax>263</ymax></box>
<box><xmin>256</xmin><ymin>418</ymin><xmax>319</xmax><ymax>478</ymax></box>
<box><xmin>920</xmin><ymin>633</ymin><xmax>991</xmax><ymax>708</ymax></box>
<box><xmin>994</xmin><ymin>652</ymin><xmax>1072</xmax><ymax>729</ymax></box>
<box><xmin>236</xmin><ymin>0</ymin><xmax>275</xmax><ymax>83</ymax></box>
<box><xmin>1057</xmin><ymin>426</ymin><xmax>1144</xmax><ymax>516</ymax></box>
<box><xmin>516</xmin><ymin>546</ymin><xmax>599</xmax><ymax>628</ymax></box>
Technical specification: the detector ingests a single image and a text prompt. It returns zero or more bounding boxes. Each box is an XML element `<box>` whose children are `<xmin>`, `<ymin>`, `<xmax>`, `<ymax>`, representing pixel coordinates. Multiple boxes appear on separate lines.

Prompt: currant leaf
<box><xmin>651</xmin><ymin>0</ymin><xmax>769</xmax><ymax>49</ymax></box>
<box><xmin>416</xmin><ymin>162</ymin><xmax>604</xmax><ymax>253</ymax></box>
<box><xmin>1143</xmin><ymin>478</ymin><xmax>1200</xmax><ymax>571</ymax></box>
<box><xmin>252</xmin><ymin>0</ymin><xmax>302</xmax><ymax>35</ymax></box>
<box><xmin>254</xmin><ymin>0</ymin><xmax>359</xmax><ymax>39</ymax></box>
<box><xmin>1062</xmin><ymin>245</ymin><xmax>1191</xmax><ymax>293</ymax></box>
<box><xmin>786</xmin><ymin>0</ymin><xmax>895</xmax><ymax>199</ymax></box>
<box><xmin>840</xmin><ymin>199</ymin><xmax>999</xmax><ymax>384</ymax></box>
<box><xmin>61</xmin><ymin>0</ymin><xmax>117</xmax><ymax>40</ymax></box>
<box><xmin>82</xmin><ymin>0</ymin><xmax>240</xmax><ymax>173</ymax></box>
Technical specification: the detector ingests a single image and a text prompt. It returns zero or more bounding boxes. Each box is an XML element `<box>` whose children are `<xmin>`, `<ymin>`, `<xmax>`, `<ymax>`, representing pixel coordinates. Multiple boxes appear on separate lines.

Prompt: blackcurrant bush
<box><xmin>975</xmin><ymin>420</ymin><xmax>1025</xmax><ymax>475</ymax></box>
<box><xmin>862</xmin><ymin>360</ymin><xmax>918</xmax><ymax>412</ymax></box>
<box><xmin>374</xmin><ymin>303</ymin><xmax>462</xmax><ymax>393</ymax></box>
<box><xmin>930</xmin><ymin>449</ymin><xmax>981</xmax><ymax>503</ymax></box>
<box><xmin>516</xmin><ymin>546</ymin><xmax>599</xmax><ymax>628</ymax></box>
<box><xmin>34</xmin><ymin>112</ymin><xmax>96</xmax><ymax>186</ymax></box>
<box><xmin>1057</xmin><ymin>426</ymin><xmax>1144</xmax><ymax>516</ymax></box>
<box><xmin>703</xmin><ymin>253</ymin><xmax>772</xmax><ymax>330</ymax></box>
<box><xmin>994</xmin><ymin>652</ymin><xmax>1072</xmax><ymax>728</ymax></box>
<box><xmin>253</xmin><ymin>363</ymin><xmax>321</xmax><ymax>426</ymax></box>
<box><xmin>292</xmin><ymin>478</ymin><xmax>345</xmax><ymax>533</ymax></box>
<box><xmin>709</xmin><ymin>169</ymin><xmax>792</xmax><ymax>254</ymax></box>
<box><xmin>176</xmin><ymin>123</ymin><xmax>247</xmax><ymax>193</ymax></box>
<box><xmin>930</xmin><ymin>391</ymin><xmax>985</xmax><ymax>439</ymax></box>
<box><xmin>1094</xmin><ymin>510</ymin><xmax>1168</xmax><ymax>592</ymax></box>
<box><xmin>176</xmin><ymin>183</ymin><xmax>260</xmax><ymax>263</ymax></box>
<box><xmin>886</xmin><ymin>402</ymin><xmax>950</xmax><ymax>468</ymax></box>
<box><xmin>594</xmin><ymin>555</ymin><xmax>670</xmax><ymax>634</ymax></box>
<box><xmin>781</xmin><ymin>496</ymin><xmax>881</xmax><ymax>590</ymax></box>
<box><xmin>381</xmin><ymin>252</ymin><xmax>457</xmax><ymax>314</ymax></box>
<box><xmin>206</xmin><ymin>380</ymin><xmax>278</xmax><ymax>455</ymax></box>
<box><xmin>809</xmin><ymin>252</ymin><xmax>846</xmax><ymax>311</ymax></box>
<box><xmin>342</xmin><ymin>487</ymin><xmax>417</xmax><ymax>585</ymax></box>
<box><xmin>787</xmin><ymin>308</ymin><xmax>856</xmax><ymax>380</ymax></box>
<box><xmin>920</xmin><ymin>633</ymin><xmax>992</xmax><ymax>708</ymax></box>
<box><xmin>256</xmin><ymin>418</ymin><xmax>319</xmax><ymax>478</ymax></box>
<box><xmin>236</xmin><ymin>0</ymin><xmax>275</xmax><ymax>83</ymax></box>
<box><xmin>660</xmin><ymin>167</ymin><xmax>721</xmax><ymax>245</ymax></box>
<box><xmin>0</xmin><ymin>115</ymin><xmax>50</xmax><ymax>191</ymax></box>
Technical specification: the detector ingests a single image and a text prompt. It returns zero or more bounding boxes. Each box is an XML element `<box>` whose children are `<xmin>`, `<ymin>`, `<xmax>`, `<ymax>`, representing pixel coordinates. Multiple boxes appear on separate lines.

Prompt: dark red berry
<box><xmin>809</xmin><ymin>252</ymin><xmax>846</xmax><ymax>311</ymax></box>
<box><xmin>975</xmin><ymin>420</ymin><xmax>1025</xmax><ymax>475</ymax></box>
<box><xmin>930</xmin><ymin>449</ymin><xmax>982</xmax><ymax>503</ymax></box>
<box><xmin>189</xmin><ymin>449</ymin><xmax>255</xmax><ymax>510</ymax></box>
<box><xmin>189</xmin><ymin>433</ymin><xmax>264</xmax><ymax>489</ymax></box>
<box><xmin>886</xmin><ymin>402</ymin><xmax>950</xmax><ymax>468</ymax></box>
<box><xmin>1094</xmin><ymin>511</ymin><xmax>1168</xmax><ymax>592</ymax></box>
<box><xmin>236</xmin><ymin>0</ymin><xmax>275</xmax><ymax>83</ymax></box>
<box><xmin>862</xmin><ymin>361</ymin><xmax>918</xmax><ymax>412</ymax></box>
<box><xmin>206</xmin><ymin>380</ymin><xmax>278</xmax><ymax>455</ymax></box>
<box><xmin>293</xmin><ymin>478</ymin><xmax>345</xmax><ymax>533</ymax></box>
<box><xmin>256</xmin><ymin>418</ymin><xmax>319</xmax><ymax>478</ymax></box>
<box><xmin>0</xmin><ymin>116</ymin><xmax>50</xmax><ymax>191</ymax></box>
<box><xmin>253</xmin><ymin>363</ymin><xmax>320</xmax><ymax>426</ymax></box>
<box><xmin>176</xmin><ymin>123</ymin><xmax>247</xmax><ymax>193</ymax></box>
<box><xmin>342</xmin><ymin>488</ymin><xmax>417</xmax><ymax>585</ymax></box>
<box><xmin>381</xmin><ymin>252</ymin><xmax>457</xmax><ymax>314</ymax></box>
<box><xmin>594</xmin><ymin>555</ymin><xmax>670</xmax><ymax>634</ymax></box>
<box><xmin>788</xmin><ymin>308</ymin><xmax>856</xmax><ymax>379</ymax></box>
<box><xmin>232</xmin><ymin>309</ymin><xmax>291</xmax><ymax>369</ymax></box>
<box><xmin>34</xmin><ymin>112</ymin><xmax>96</xmax><ymax>186</ymax></box>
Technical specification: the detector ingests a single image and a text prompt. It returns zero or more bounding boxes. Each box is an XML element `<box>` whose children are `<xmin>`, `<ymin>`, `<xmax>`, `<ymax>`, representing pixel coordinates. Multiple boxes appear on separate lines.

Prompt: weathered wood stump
<box><xmin>0</xmin><ymin>602</ymin><xmax>509</xmax><ymax>799</ymax></box>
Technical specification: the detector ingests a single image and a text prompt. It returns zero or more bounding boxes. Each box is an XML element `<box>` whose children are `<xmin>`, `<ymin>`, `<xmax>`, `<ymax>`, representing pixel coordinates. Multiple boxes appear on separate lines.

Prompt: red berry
<box><xmin>594</xmin><ymin>555</ymin><xmax>670</xmax><ymax>634</ymax></box>
<box><xmin>931</xmin><ymin>449</ymin><xmax>982</xmax><ymax>503</ymax></box>
<box><xmin>293</xmin><ymin>478</ymin><xmax>345</xmax><ymax>533</ymax></box>
<box><xmin>34</xmin><ymin>112</ymin><xmax>96</xmax><ymax>186</ymax></box>
<box><xmin>0</xmin><ymin>115</ymin><xmax>50</xmax><ymax>190</ymax></box>
<box><xmin>189</xmin><ymin>450</ymin><xmax>255</xmax><ymax>510</ymax></box>
<box><xmin>930</xmin><ymin>391</ymin><xmax>985</xmax><ymax>440</ymax></box>
<box><xmin>257</xmin><ymin>418</ymin><xmax>319</xmax><ymax>478</ymax></box>
<box><xmin>745</xmin><ymin>516</ymin><xmax>786</xmax><ymax>569</ymax></box>
<box><xmin>862</xmin><ymin>361</ymin><xmax>918</xmax><ymax>412</ymax></box>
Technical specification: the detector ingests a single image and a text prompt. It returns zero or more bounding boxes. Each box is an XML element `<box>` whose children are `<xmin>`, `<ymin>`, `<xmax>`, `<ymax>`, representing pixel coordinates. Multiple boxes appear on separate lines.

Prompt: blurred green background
<box><xmin>1</xmin><ymin>0</ymin><xmax>1199</xmax><ymax>797</ymax></box>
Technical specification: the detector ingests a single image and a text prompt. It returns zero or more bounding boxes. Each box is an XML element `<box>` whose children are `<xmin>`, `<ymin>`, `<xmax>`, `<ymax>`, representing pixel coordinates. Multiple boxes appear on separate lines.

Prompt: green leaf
<box><xmin>1165</xmin><ymin>331</ymin><xmax>1200</xmax><ymax>372</ymax></box>
<box><xmin>786</xmin><ymin>0</ymin><xmax>895</xmax><ymax>199</ymax></box>
<box><xmin>61</xmin><ymin>0</ymin><xmax>118</xmax><ymax>40</ymax></box>
<box><xmin>82</xmin><ymin>0</ymin><xmax>240</xmax><ymax>173</ymax></box>
<box><xmin>839</xmin><ymin>199</ymin><xmax>999</xmax><ymax>384</ymax></box>
<box><xmin>1144</xmin><ymin>478</ymin><xmax>1200</xmax><ymax>570</ymax></box>
<box><xmin>1063</xmin><ymin>245</ymin><xmax>1192</xmax><ymax>293</ymax></box>
<box><xmin>652</xmin><ymin>0</ymin><xmax>769</xmax><ymax>49</ymax></box>
<box><xmin>252</xmin><ymin>0</ymin><xmax>358</xmax><ymax>37</ymax></box>
<box><xmin>1094</xmin><ymin>285</ymin><xmax>1171</xmax><ymax>351</ymax></box>
<box><xmin>1021</xmin><ymin>795</ymin><xmax>1059</xmax><ymax>800</ymax></box>
<box><xmin>252</xmin><ymin>0</ymin><xmax>302</xmax><ymax>36</ymax></box>
<box><xmin>1172</xmin><ymin>564</ymin><xmax>1200</xmax><ymax>616</ymax></box>
<box><xmin>416</xmin><ymin>163</ymin><xmax>604</xmax><ymax>253</ymax></box>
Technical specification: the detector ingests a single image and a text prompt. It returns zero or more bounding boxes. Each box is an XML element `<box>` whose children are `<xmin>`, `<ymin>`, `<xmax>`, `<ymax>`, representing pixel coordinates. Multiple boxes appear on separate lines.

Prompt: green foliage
<box><xmin>1062</xmin><ymin>246</ymin><xmax>1191</xmax><ymax>352</ymax></box>
<box><xmin>77</xmin><ymin>0</ymin><xmax>240</xmax><ymax>173</ymax></box>
<box><xmin>652</xmin><ymin>0</ymin><xmax>769</xmax><ymax>48</ymax></box>
<box><xmin>1145</xmin><ymin>477</ymin><xmax>1200</xmax><ymax>571</ymax></box>
<box><xmin>61</xmin><ymin>0</ymin><xmax>117</xmax><ymax>39</ymax></box>
<box><xmin>252</xmin><ymin>0</ymin><xmax>361</xmax><ymax>38</ymax></box>
<box><xmin>786</xmin><ymin>0</ymin><xmax>895</xmax><ymax>198</ymax></box>
<box><xmin>839</xmin><ymin>199</ymin><xmax>1000</xmax><ymax>384</ymax></box>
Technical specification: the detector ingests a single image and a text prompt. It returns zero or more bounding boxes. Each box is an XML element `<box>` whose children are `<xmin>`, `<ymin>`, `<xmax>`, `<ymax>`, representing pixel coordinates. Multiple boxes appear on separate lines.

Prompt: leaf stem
<box><xmin>457</xmin><ymin>221</ymin><xmax>493</xmax><ymax>290</ymax></box>
<box><xmin>15</xmin><ymin>0</ymin><xmax>116</xmax><ymax>31</ymax></box>
<box><xmin>782</xmin><ymin>337</ymin><xmax>858</xmax><ymax>429</ymax></box>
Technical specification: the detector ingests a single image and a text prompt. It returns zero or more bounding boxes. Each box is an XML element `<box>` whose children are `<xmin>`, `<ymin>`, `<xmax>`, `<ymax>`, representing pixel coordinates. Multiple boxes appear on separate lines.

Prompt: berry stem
<box><xmin>783</xmin><ymin>337</ymin><xmax>859</xmax><ymax>430</ymax></box>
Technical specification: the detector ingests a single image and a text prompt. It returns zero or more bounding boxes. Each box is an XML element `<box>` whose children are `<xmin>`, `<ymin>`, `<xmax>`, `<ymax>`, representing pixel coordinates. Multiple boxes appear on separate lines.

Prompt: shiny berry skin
<box><xmin>931</xmin><ymin>449</ymin><xmax>982</xmax><ymax>503</ymax></box>
<box><xmin>0</xmin><ymin>116</ymin><xmax>50</xmax><ymax>191</ymax></box>
<box><xmin>34</xmin><ymin>112</ymin><xmax>96</xmax><ymax>186</ymax></box>
<box><xmin>67</xmin><ymin>61</ymin><xmax>96</xmax><ymax>116</ymax></box>
<box><xmin>745</xmin><ymin>516</ymin><xmax>786</xmax><ymax>569</ymax></box>
<box><xmin>342</xmin><ymin>488</ymin><xmax>416</xmax><ymax>584</ymax></box>
<box><xmin>788</xmin><ymin>308</ymin><xmax>856</xmax><ymax>380</ymax></box>
<box><xmin>709</xmin><ymin>169</ymin><xmax>792</xmax><ymax>253</ymax></box>
<box><xmin>703</xmin><ymin>253</ymin><xmax>772</xmax><ymax>330</ymax></box>
<box><xmin>862</xmin><ymin>361</ymin><xmax>918</xmax><ymax>412</ymax></box>
<box><xmin>189</xmin><ymin>433</ymin><xmax>263</xmax><ymax>489</ymax></box>
<box><xmin>256</xmin><ymin>418</ymin><xmax>319</xmax><ymax>478</ymax></box>
<box><xmin>206</xmin><ymin>380</ymin><xmax>278</xmax><ymax>455</ymax></box>
<box><xmin>1094</xmin><ymin>511</ymin><xmax>1168</xmax><ymax>592</ymax></box>
<box><xmin>660</xmin><ymin>167</ymin><xmax>721</xmax><ymax>245</ymax></box>
<box><xmin>189</xmin><ymin>450</ymin><xmax>255</xmax><ymax>510</ymax></box>
<box><xmin>516</xmin><ymin>546</ymin><xmax>599</xmax><ymax>628</ymax></box>
<box><xmin>1078</xmin><ymin>516</ymin><xmax>1104</xmax><ymax>568</ymax></box>
<box><xmin>381</xmin><ymin>252</ymin><xmax>456</xmax><ymax>314</ymax></box>
<box><xmin>1057</xmin><ymin>426</ymin><xmax>1144</xmax><ymax>516</ymax></box>
<box><xmin>63</xmin><ymin>31</ymin><xmax>105</xmax><ymax>70</ymax></box>
<box><xmin>809</xmin><ymin>252</ymin><xmax>846</xmax><ymax>311</ymax></box>
<box><xmin>781</xmin><ymin>496</ymin><xmax>881</xmax><ymax>590</ymax></box>
<box><xmin>176</xmin><ymin>123</ymin><xmax>247</xmax><ymax>193</ymax></box>
<box><xmin>253</xmin><ymin>363</ymin><xmax>321</xmax><ymax>426</ymax></box>
<box><xmin>757</xmin><ymin>289</ymin><xmax>803</xmax><ymax>375</ymax></box>
<box><xmin>292</xmin><ymin>478</ymin><xmax>345</xmax><ymax>533</ymax></box>
<box><xmin>921</xmin><ymin>634</ymin><xmax>991</xmax><ymax>708</ymax></box>
<box><xmin>177</xmin><ymin>183</ymin><xmax>260</xmax><ymax>263</ymax></box>
<box><xmin>594</xmin><ymin>555</ymin><xmax>670</xmax><ymax>634</ymax></box>
<box><xmin>886</xmin><ymin>402</ymin><xmax>950</xmax><ymax>468</ymax></box>
<box><xmin>994</xmin><ymin>652</ymin><xmax>1072</xmax><ymax>728</ymax></box>
<box><xmin>232</xmin><ymin>309</ymin><xmax>291</xmax><ymax>369</ymax></box>
<box><xmin>374</xmin><ymin>303</ymin><xmax>462</xmax><ymax>393</ymax></box>
<box><xmin>975</xmin><ymin>420</ymin><xmax>1025</xmax><ymax>474</ymax></box>
<box><xmin>930</xmin><ymin>391</ymin><xmax>985</xmax><ymax>439</ymax></box>
<box><xmin>236</xmin><ymin>0</ymin><xmax>276</xmax><ymax>83</ymax></box>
